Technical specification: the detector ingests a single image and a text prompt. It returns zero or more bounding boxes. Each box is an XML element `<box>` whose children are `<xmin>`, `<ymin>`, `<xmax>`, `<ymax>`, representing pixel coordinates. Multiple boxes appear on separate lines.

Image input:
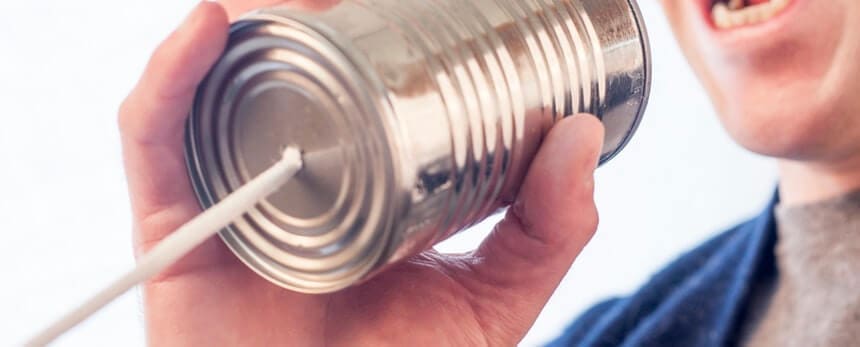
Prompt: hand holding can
<box><xmin>118</xmin><ymin>1</ymin><xmax>610</xmax><ymax>345</ymax></box>
<box><xmin>185</xmin><ymin>0</ymin><xmax>649</xmax><ymax>293</ymax></box>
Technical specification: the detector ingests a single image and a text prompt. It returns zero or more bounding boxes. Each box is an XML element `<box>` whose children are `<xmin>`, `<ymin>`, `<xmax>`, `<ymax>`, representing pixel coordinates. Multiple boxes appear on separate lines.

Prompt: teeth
<box><xmin>712</xmin><ymin>0</ymin><xmax>791</xmax><ymax>29</ymax></box>
<box><xmin>728</xmin><ymin>0</ymin><xmax>744</xmax><ymax>10</ymax></box>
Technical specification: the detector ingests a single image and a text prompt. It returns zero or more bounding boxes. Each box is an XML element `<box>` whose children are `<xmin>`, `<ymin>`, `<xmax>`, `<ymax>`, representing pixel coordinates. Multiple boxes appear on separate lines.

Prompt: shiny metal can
<box><xmin>185</xmin><ymin>0</ymin><xmax>651</xmax><ymax>293</ymax></box>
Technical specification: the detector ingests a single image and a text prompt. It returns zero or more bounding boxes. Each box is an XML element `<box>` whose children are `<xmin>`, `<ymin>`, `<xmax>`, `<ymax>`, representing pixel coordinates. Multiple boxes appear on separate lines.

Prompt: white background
<box><xmin>0</xmin><ymin>1</ymin><xmax>777</xmax><ymax>346</ymax></box>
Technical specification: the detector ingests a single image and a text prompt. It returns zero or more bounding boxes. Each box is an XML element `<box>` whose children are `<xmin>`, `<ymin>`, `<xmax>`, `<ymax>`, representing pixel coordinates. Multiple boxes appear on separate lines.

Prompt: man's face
<box><xmin>659</xmin><ymin>0</ymin><xmax>860</xmax><ymax>162</ymax></box>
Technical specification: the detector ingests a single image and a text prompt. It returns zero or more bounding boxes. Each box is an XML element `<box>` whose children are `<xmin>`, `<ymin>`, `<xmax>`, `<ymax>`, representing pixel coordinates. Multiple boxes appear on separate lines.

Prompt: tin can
<box><xmin>185</xmin><ymin>0</ymin><xmax>651</xmax><ymax>293</ymax></box>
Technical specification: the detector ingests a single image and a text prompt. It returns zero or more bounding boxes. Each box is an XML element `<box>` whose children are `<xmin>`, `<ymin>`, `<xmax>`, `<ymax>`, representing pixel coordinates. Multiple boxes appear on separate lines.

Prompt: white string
<box><xmin>25</xmin><ymin>147</ymin><xmax>304</xmax><ymax>347</ymax></box>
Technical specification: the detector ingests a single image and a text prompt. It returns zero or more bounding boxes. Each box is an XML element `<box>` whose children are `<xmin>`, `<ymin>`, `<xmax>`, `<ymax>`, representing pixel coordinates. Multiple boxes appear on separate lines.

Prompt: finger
<box><xmin>219</xmin><ymin>0</ymin><xmax>288</xmax><ymax>21</ymax></box>
<box><xmin>119</xmin><ymin>2</ymin><xmax>228</xmax><ymax>255</ymax></box>
<box><xmin>289</xmin><ymin>0</ymin><xmax>342</xmax><ymax>10</ymax></box>
<box><xmin>462</xmin><ymin>114</ymin><xmax>604</xmax><ymax>333</ymax></box>
<box><xmin>220</xmin><ymin>0</ymin><xmax>341</xmax><ymax>21</ymax></box>
<box><xmin>120</xmin><ymin>2</ymin><xmax>228</xmax><ymax>148</ymax></box>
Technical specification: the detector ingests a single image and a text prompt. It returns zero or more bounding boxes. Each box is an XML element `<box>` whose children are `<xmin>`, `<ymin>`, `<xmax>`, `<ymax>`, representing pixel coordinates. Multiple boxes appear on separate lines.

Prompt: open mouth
<box><xmin>711</xmin><ymin>0</ymin><xmax>791</xmax><ymax>29</ymax></box>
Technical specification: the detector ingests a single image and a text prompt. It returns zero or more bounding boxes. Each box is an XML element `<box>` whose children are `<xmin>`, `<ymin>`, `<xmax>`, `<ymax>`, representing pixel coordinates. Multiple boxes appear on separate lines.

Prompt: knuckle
<box><xmin>148</xmin><ymin>38</ymin><xmax>174</xmax><ymax>70</ymax></box>
<box><xmin>570</xmin><ymin>204</ymin><xmax>600</xmax><ymax>246</ymax></box>
<box><xmin>118</xmin><ymin>38</ymin><xmax>171</xmax><ymax>137</ymax></box>
<box><xmin>583</xmin><ymin>204</ymin><xmax>600</xmax><ymax>233</ymax></box>
<box><xmin>508</xmin><ymin>199</ymin><xmax>535</xmax><ymax>235</ymax></box>
<box><xmin>117</xmin><ymin>94</ymin><xmax>137</xmax><ymax>135</ymax></box>
<box><xmin>575</xmin><ymin>176</ymin><xmax>596</xmax><ymax>203</ymax></box>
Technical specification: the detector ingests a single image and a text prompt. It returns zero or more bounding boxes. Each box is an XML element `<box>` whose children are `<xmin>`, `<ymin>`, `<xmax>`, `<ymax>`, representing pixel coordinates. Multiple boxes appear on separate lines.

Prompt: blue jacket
<box><xmin>549</xmin><ymin>194</ymin><xmax>779</xmax><ymax>347</ymax></box>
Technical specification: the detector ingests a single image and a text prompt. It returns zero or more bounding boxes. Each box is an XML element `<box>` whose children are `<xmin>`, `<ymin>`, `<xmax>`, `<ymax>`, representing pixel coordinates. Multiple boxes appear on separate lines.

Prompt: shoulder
<box><xmin>547</xmin><ymin>213</ymin><xmax>774</xmax><ymax>347</ymax></box>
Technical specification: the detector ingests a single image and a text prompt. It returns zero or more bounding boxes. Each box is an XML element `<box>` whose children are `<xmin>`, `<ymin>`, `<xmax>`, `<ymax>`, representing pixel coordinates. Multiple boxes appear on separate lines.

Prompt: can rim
<box><xmin>598</xmin><ymin>0</ymin><xmax>652</xmax><ymax>165</ymax></box>
<box><xmin>184</xmin><ymin>11</ymin><xmax>406</xmax><ymax>294</ymax></box>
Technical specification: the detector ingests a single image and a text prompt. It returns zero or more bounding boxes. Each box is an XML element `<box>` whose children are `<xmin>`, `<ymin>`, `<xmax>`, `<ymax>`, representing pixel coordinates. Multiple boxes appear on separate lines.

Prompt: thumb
<box><xmin>464</xmin><ymin>114</ymin><xmax>604</xmax><ymax>336</ymax></box>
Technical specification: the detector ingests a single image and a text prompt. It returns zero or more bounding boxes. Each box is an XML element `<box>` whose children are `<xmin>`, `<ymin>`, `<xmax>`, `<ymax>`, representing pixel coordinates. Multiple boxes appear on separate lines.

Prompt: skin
<box><xmin>119</xmin><ymin>1</ymin><xmax>604</xmax><ymax>345</ymax></box>
<box><xmin>659</xmin><ymin>0</ymin><xmax>860</xmax><ymax>205</ymax></box>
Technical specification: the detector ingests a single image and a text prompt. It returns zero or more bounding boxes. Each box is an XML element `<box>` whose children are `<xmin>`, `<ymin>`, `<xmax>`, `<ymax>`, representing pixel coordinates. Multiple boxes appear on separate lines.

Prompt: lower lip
<box><xmin>701</xmin><ymin>0</ymin><xmax>804</xmax><ymax>46</ymax></box>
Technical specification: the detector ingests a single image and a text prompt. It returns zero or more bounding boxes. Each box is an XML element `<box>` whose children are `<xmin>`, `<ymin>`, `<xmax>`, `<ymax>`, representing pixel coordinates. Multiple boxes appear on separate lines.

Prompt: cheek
<box><xmin>700</xmin><ymin>7</ymin><xmax>858</xmax><ymax>159</ymax></box>
<box><xmin>717</xmin><ymin>58</ymin><xmax>860</xmax><ymax>161</ymax></box>
<box><xmin>657</xmin><ymin>0</ymin><xmax>860</xmax><ymax>160</ymax></box>
<box><xmin>718</xmin><ymin>92</ymin><xmax>838</xmax><ymax>159</ymax></box>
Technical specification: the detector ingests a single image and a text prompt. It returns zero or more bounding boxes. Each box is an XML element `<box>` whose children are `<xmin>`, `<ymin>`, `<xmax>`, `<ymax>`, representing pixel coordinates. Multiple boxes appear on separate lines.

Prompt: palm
<box><xmin>121</xmin><ymin>1</ymin><xmax>603</xmax><ymax>345</ymax></box>
<box><xmin>146</xmin><ymin>247</ymin><xmax>495</xmax><ymax>345</ymax></box>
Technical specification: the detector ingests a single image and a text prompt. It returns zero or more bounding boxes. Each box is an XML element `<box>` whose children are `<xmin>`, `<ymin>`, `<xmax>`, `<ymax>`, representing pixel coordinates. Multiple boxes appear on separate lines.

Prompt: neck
<box><xmin>779</xmin><ymin>156</ymin><xmax>860</xmax><ymax>206</ymax></box>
